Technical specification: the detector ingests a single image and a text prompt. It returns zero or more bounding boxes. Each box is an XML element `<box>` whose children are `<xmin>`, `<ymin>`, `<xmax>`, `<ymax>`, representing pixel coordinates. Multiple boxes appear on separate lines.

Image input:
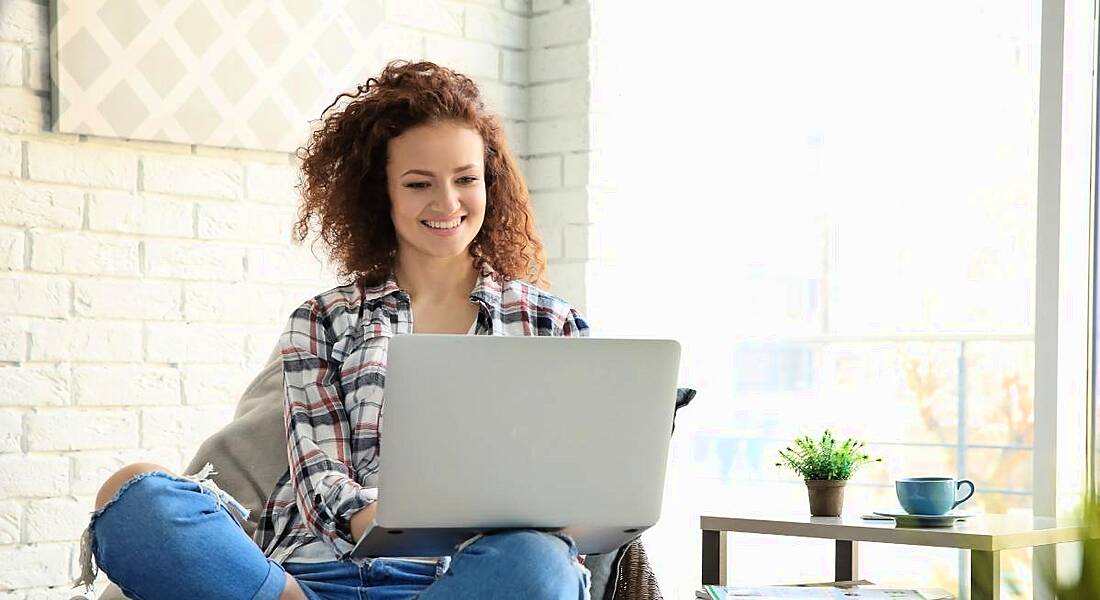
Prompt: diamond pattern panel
<box><xmin>54</xmin><ymin>0</ymin><xmax>384</xmax><ymax>152</ymax></box>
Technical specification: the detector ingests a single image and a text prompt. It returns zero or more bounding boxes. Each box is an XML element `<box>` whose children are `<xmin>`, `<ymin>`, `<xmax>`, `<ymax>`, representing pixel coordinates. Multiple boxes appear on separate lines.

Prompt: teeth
<box><xmin>424</xmin><ymin>218</ymin><xmax>462</xmax><ymax>229</ymax></box>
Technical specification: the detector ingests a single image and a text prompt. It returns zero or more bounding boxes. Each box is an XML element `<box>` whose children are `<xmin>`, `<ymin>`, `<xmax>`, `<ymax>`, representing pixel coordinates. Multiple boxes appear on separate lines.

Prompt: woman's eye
<box><xmin>457</xmin><ymin>176</ymin><xmax>479</xmax><ymax>185</ymax></box>
<box><xmin>404</xmin><ymin>181</ymin><xmax>430</xmax><ymax>190</ymax></box>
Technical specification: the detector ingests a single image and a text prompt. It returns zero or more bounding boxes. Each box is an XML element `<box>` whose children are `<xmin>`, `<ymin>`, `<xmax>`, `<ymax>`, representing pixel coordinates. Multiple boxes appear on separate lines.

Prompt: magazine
<box><xmin>696</xmin><ymin>585</ymin><xmax>953</xmax><ymax>599</ymax></box>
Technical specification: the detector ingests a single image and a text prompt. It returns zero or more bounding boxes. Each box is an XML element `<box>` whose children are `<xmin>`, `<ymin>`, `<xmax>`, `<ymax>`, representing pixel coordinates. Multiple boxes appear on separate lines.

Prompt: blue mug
<box><xmin>895</xmin><ymin>477</ymin><xmax>975</xmax><ymax>515</ymax></box>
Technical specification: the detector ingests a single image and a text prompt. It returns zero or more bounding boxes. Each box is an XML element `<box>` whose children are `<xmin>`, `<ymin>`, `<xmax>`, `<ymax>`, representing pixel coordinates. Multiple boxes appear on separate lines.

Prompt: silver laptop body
<box><xmin>351</xmin><ymin>335</ymin><xmax>681</xmax><ymax>558</ymax></box>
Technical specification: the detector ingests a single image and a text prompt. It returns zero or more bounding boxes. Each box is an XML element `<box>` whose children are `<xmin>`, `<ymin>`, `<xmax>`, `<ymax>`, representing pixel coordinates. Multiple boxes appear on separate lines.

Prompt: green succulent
<box><xmin>775</xmin><ymin>430</ymin><xmax>881</xmax><ymax>481</ymax></box>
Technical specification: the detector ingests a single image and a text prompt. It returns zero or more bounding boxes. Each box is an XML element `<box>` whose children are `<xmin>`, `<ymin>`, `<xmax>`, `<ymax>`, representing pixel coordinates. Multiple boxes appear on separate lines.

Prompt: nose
<box><xmin>431</xmin><ymin>181</ymin><xmax>462</xmax><ymax>214</ymax></box>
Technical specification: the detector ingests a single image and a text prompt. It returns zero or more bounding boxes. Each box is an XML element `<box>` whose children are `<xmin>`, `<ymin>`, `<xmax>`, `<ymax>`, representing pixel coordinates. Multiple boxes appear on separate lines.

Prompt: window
<box><xmin>586</xmin><ymin>2</ymin><xmax>1059</xmax><ymax>597</ymax></box>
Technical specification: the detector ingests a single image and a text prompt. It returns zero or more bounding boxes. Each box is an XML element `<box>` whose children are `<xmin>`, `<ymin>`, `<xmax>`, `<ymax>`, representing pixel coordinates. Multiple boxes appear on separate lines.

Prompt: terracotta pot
<box><xmin>805</xmin><ymin>479</ymin><xmax>847</xmax><ymax>516</ymax></box>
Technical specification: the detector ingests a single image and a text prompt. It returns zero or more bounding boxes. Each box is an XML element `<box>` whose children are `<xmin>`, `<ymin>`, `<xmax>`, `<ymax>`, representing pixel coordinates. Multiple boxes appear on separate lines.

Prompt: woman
<box><xmin>79</xmin><ymin>61</ymin><xmax>591</xmax><ymax>600</ymax></box>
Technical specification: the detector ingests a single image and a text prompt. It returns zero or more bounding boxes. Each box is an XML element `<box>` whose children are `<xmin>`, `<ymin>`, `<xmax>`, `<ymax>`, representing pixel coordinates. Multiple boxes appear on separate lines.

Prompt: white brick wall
<box><xmin>0</xmin><ymin>1</ymin><xmax>609</xmax><ymax>596</ymax></box>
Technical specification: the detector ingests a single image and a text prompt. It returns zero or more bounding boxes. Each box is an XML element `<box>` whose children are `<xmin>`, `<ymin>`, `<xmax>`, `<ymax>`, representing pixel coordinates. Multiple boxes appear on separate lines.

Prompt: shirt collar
<box><xmin>359</xmin><ymin>266</ymin><xmax>503</xmax><ymax>309</ymax></box>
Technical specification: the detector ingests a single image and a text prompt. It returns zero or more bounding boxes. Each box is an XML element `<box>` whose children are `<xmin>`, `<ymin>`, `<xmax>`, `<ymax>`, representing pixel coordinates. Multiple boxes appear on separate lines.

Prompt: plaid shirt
<box><xmin>254</xmin><ymin>268</ymin><xmax>590</xmax><ymax>563</ymax></box>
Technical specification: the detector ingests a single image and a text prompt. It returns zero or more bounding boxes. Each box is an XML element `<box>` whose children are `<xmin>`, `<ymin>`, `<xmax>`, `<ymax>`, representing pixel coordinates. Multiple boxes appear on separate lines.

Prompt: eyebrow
<box><xmin>401</xmin><ymin>164</ymin><xmax>478</xmax><ymax>177</ymax></box>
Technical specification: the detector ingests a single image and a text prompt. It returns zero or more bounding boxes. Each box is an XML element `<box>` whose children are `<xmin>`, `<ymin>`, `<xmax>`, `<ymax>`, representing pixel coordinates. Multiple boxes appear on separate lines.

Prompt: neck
<box><xmin>394</xmin><ymin>251</ymin><xmax>479</xmax><ymax>303</ymax></box>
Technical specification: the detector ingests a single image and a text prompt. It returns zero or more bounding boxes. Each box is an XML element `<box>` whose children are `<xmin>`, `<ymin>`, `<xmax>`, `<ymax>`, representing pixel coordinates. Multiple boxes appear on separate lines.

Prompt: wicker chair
<box><xmin>610</xmin><ymin>539</ymin><xmax>663</xmax><ymax>600</ymax></box>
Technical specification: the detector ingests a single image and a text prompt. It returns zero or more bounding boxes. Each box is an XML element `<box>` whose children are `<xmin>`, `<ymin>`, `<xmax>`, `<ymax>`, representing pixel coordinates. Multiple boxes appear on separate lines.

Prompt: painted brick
<box><xmin>30</xmin><ymin>586</ymin><xmax>80</xmax><ymax>600</ymax></box>
<box><xmin>141</xmin><ymin>154</ymin><xmax>242</xmax><ymax>200</ymax></box>
<box><xmin>141</xmin><ymin>405</ymin><xmax>236</xmax><ymax>448</ymax></box>
<box><xmin>196</xmin><ymin>202</ymin><xmax>292</xmax><ymax>244</ymax></box>
<box><xmin>0</xmin><ymin>500</ymin><xmax>20</xmax><ymax>544</ymax></box>
<box><xmin>0</xmin><ymin>0</ymin><xmax>48</xmax><ymax>46</ymax></box>
<box><xmin>25</xmin><ymin>47</ymin><xmax>48</xmax><ymax>91</ymax></box>
<box><xmin>87</xmin><ymin>191</ymin><xmax>194</xmax><ymax>237</ymax></box>
<box><xmin>143</xmin><ymin>239</ymin><xmax>246</xmax><ymax>281</ymax></box>
<box><xmin>502</xmin><ymin>119</ymin><xmax>528</xmax><ymax>156</ymax></box>
<box><xmin>0</xmin><ymin>136</ymin><xmax>19</xmax><ymax>177</ymax></box>
<box><xmin>29</xmin><ymin>232</ymin><xmax>140</xmax><ymax>276</ymax></box>
<box><xmin>0</xmin><ymin>409</ymin><xmax>20</xmax><ymax>453</ymax></box>
<box><xmin>531</xmin><ymin>190</ymin><xmax>589</xmax><ymax>225</ymax></box>
<box><xmin>501</xmin><ymin>49</ymin><xmax>526</xmax><ymax>84</ymax></box>
<box><xmin>545</xmin><ymin>261</ymin><xmax>586</xmax><ymax>313</ymax></box>
<box><xmin>74</xmin><ymin>277</ymin><xmax>182</xmax><ymax>321</ymax></box>
<box><xmin>532</xmin><ymin>0</ymin><xmax>563</xmax><ymax>13</ymax></box>
<box><xmin>385</xmin><ymin>0</ymin><xmax>464</xmax><ymax>36</ymax></box>
<box><xmin>479</xmin><ymin>81</ymin><xmax>527</xmax><ymax>120</ymax></box>
<box><xmin>29</xmin><ymin>319</ymin><xmax>143</xmax><ymax>362</ymax></box>
<box><xmin>0</xmin><ymin>229</ymin><xmax>24</xmax><ymax>271</ymax></box>
<box><xmin>0</xmin><ymin>543</ymin><xmax>72</xmax><ymax>589</ymax></box>
<box><xmin>69</xmin><ymin>447</ymin><xmax>180</xmax><ymax>496</ymax></box>
<box><xmin>0</xmin><ymin>365</ymin><xmax>68</xmax><ymax>407</ymax></box>
<box><xmin>0</xmin><ymin>317</ymin><xmax>27</xmax><ymax>361</ymax></box>
<box><xmin>529</xmin><ymin>79</ymin><xmax>588</xmax><ymax>118</ymax></box>
<box><xmin>0</xmin><ymin>274</ymin><xmax>70</xmax><ymax>318</ymax></box>
<box><xmin>465</xmin><ymin>5</ymin><xmax>527</xmax><ymax>49</ymax></box>
<box><xmin>245</xmin><ymin>324</ymin><xmax>283</xmax><ymax>365</ymax></box>
<box><xmin>26</xmin><ymin>142</ymin><xmax>137</xmax><ymax>190</ymax></box>
<box><xmin>245</xmin><ymin>246</ymin><xmax>325</xmax><ymax>285</ymax></box>
<box><xmin>73</xmin><ymin>366</ymin><xmax>180</xmax><ymax>406</ymax></box>
<box><xmin>25</xmin><ymin>408</ymin><xmax>139</xmax><ymax>451</ymax></box>
<box><xmin>530</xmin><ymin>43</ymin><xmax>587</xmax><ymax>82</ymax></box>
<box><xmin>0</xmin><ymin>43</ymin><xmax>21</xmax><ymax>86</ymax></box>
<box><xmin>528</xmin><ymin>117</ymin><xmax>588</xmax><ymax>154</ymax></box>
<box><xmin>183</xmin><ymin>281</ymin><xmax>286</xmax><ymax>324</ymax></box>
<box><xmin>503</xmin><ymin>0</ymin><xmax>531</xmax><ymax>14</ymax></box>
<box><xmin>530</xmin><ymin>5</ymin><xmax>589</xmax><ymax>48</ymax></box>
<box><xmin>24</xmin><ymin>497</ymin><xmax>89</xmax><ymax>543</ymax></box>
<box><xmin>0</xmin><ymin>180</ymin><xmax>83</xmax><ymax>229</ymax></box>
<box><xmin>539</xmin><ymin>223</ymin><xmax>563</xmax><ymax>259</ymax></box>
<box><xmin>245</xmin><ymin>162</ymin><xmax>300</xmax><ymax>205</ymax></box>
<box><xmin>0</xmin><ymin>455</ymin><xmax>68</xmax><ymax>497</ymax></box>
<box><xmin>145</xmin><ymin>322</ymin><xmax>249</xmax><ymax>364</ymax></box>
<box><xmin>181</xmin><ymin>365</ymin><xmax>252</xmax><ymax>406</ymax></box>
<box><xmin>565</xmin><ymin>222</ymin><xmax>604</xmax><ymax>259</ymax></box>
<box><xmin>523</xmin><ymin>155</ymin><xmax>562</xmax><ymax>190</ymax></box>
<box><xmin>424</xmin><ymin>36</ymin><xmax>499</xmax><ymax>80</ymax></box>
<box><xmin>0</xmin><ymin>88</ymin><xmax>47</xmax><ymax>133</ymax></box>
<box><xmin>562</xmin><ymin>151</ymin><xmax>588</xmax><ymax>186</ymax></box>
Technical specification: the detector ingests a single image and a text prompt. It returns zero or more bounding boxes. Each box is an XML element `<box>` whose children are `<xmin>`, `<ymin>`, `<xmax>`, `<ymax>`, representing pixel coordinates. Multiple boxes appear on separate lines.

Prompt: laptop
<box><xmin>351</xmin><ymin>334</ymin><xmax>681</xmax><ymax>558</ymax></box>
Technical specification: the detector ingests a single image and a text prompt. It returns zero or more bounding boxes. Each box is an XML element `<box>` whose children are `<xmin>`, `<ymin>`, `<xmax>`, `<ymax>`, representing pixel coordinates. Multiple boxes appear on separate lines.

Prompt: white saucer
<box><xmin>872</xmin><ymin>510</ymin><xmax>973</xmax><ymax>528</ymax></box>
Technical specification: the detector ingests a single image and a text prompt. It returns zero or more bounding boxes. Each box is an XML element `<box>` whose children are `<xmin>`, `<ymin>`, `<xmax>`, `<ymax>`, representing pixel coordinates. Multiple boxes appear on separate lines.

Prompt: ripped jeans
<box><xmin>75</xmin><ymin>468</ymin><xmax>591</xmax><ymax>600</ymax></box>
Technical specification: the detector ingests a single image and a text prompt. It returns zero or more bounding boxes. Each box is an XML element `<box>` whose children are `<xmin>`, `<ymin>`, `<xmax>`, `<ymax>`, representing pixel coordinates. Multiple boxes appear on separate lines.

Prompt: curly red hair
<box><xmin>292</xmin><ymin>60</ymin><xmax>548</xmax><ymax>288</ymax></box>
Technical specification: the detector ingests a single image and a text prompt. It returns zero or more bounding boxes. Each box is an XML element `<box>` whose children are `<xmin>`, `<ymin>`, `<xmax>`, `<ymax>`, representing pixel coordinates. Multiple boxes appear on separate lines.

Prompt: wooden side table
<box><xmin>700</xmin><ymin>513</ymin><xmax>1086</xmax><ymax>600</ymax></box>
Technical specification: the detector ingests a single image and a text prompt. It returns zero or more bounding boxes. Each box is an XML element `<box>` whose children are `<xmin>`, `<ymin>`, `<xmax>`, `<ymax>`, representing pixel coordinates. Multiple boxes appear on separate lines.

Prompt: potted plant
<box><xmin>776</xmin><ymin>430</ymin><xmax>880</xmax><ymax>517</ymax></box>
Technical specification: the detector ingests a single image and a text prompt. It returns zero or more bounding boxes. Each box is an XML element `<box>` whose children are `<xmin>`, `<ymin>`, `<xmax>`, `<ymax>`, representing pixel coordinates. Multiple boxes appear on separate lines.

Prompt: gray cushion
<box><xmin>96</xmin><ymin>345</ymin><xmax>285</xmax><ymax>599</ymax></box>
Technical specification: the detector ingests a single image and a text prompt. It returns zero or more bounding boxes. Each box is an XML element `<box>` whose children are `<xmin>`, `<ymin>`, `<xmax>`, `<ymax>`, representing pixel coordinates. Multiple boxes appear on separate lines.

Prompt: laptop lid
<box><xmin>352</xmin><ymin>335</ymin><xmax>680</xmax><ymax>557</ymax></box>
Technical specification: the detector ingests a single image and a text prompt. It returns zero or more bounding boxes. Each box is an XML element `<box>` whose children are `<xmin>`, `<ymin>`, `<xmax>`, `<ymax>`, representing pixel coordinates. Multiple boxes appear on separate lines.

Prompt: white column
<box><xmin>1033</xmin><ymin>0</ymin><xmax>1093</xmax><ymax>597</ymax></box>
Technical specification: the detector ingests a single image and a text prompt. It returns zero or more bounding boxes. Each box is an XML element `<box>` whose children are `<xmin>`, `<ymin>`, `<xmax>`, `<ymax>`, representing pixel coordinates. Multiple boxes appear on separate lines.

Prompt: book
<box><xmin>696</xmin><ymin>585</ymin><xmax>953</xmax><ymax>599</ymax></box>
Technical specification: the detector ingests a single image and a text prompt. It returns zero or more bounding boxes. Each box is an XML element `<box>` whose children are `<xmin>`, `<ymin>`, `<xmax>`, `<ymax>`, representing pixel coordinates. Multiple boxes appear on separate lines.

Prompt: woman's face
<box><xmin>386</xmin><ymin>121</ymin><xmax>487</xmax><ymax>264</ymax></box>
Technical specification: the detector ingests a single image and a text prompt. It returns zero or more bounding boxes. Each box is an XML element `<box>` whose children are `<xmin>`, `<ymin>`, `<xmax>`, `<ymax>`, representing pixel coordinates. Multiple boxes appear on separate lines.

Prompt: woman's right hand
<box><xmin>350</xmin><ymin>502</ymin><xmax>379</xmax><ymax>541</ymax></box>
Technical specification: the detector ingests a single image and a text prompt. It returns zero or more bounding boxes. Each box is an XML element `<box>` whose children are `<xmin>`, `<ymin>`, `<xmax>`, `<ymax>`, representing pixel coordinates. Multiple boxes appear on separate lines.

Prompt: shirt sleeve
<box><xmin>560</xmin><ymin>307</ymin><xmax>590</xmax><ymax>337</ymax></box>
<box><xmin>281</xmin><ymin>299</ymin><xmax>377</xmax><ymax>557</ymax></box>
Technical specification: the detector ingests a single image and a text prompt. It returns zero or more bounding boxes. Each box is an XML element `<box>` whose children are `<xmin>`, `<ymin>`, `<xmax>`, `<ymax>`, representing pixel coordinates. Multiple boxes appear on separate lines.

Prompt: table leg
<box><xmin>701</xmin><ymin>529</ymin><xmax>728</xmax><ymax>586</ymax></box>
<box><xmin>834</xmin><ymin>540</ymin><xmax>859</xmax><ymax>582</ymax></box>
<box><xmin>970</xmin><ymin>549</ymin><xmax>1000</xmax><ymax>600</ymax></box>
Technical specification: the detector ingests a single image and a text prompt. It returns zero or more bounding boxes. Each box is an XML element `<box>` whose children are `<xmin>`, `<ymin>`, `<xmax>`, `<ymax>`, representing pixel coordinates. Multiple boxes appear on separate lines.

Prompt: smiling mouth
<box><xmin>421</xmin><ymin>216</ymin><xmax>465</xmax><ymax>230</ymax></box>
